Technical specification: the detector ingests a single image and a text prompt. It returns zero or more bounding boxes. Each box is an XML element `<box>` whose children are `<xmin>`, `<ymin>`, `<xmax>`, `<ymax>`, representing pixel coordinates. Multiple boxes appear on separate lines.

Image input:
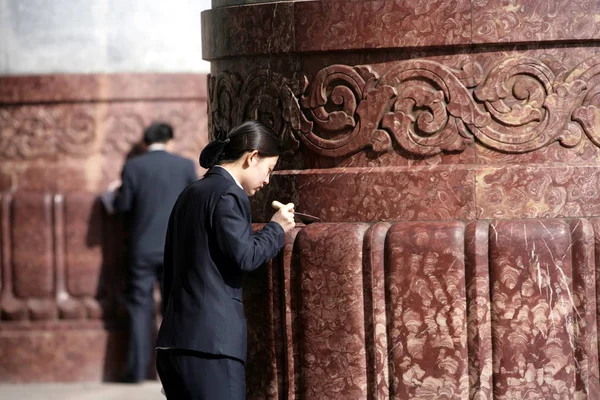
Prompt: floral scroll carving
<box><xmin>100</xmin><ymin>113</ymin><xmax>145</xmax><ymax>156</ymax></box>
<box><xmin>299</xmin><ymin>65</ymin><xmax>395</xmax><ymax>155</ymax></box>
<box><xmin>1</xmin><ymin>107</ymin><xmax>203</xmax><ymax>161</ymax></box>
<box><xmin>0</xmin><ymin>107</ymin><xmax>96</xmax><ymax>159</ymax></box>
<box><xmin>208</xmin><ymin>70</ymin><xmax>311</xmax><ymax>154</ymax></box>
<box><xmin>209</xmin><ymin>55</ymin><xmax>600</xmax><ymax>158</ymax></box>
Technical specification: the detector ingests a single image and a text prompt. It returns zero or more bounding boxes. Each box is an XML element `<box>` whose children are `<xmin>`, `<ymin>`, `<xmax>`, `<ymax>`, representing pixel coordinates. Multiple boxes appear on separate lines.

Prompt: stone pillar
<box><xmin>203</xmin><ymin>1</ymin><xmax>600</xmax><ymax>398</ymax></box>
<box><xmin>0</xmin><ymin>73</ymin><xmax>208</xmax><ymax>382</ymax></box>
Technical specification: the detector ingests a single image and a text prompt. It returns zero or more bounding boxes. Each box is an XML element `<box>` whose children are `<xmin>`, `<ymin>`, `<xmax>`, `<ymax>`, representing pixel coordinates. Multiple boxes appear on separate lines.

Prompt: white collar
<box><xmin>148</xmin><ymin>143</ymin><xmax>168</xmax><ymax>151</ymax></box>
<box><xmin>215</xmin><ymin>165</ymin><xmax>243</xmax><ymax>190</ymax></box>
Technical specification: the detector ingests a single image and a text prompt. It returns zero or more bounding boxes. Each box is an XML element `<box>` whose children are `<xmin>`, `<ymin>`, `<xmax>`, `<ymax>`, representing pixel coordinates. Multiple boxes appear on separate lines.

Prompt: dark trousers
<box><xmin>123</xmin><ymin>253</ymin><xmax>163</xmax><ymax>382</ymax></box>
<box><xmin>156</xmin><ymin>349</ymin><xmax>246</xmax><ymax>400</ymax></box>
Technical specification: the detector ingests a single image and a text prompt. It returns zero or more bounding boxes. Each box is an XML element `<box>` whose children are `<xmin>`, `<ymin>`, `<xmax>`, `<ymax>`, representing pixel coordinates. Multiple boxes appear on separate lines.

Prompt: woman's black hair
<box><xmin>199</xmin><ymin>120</ymin><xmax>282</xmax><ymax>169</ymax></box>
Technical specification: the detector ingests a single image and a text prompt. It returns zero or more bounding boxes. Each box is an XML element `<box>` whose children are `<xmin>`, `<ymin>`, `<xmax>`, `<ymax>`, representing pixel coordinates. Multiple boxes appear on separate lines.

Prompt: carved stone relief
<box><xmin>0</xmin><ymin>107</ymin><xmax>96</xmax><ymax>159</ymax></box>
<box><xmin>0</xmin><ymin>105</ymin><xmax>205</xmax><ymax>165</ymax></box>
<box><xmin>208</xmin><ymin>70</ymin><xmax>307</xmax><ymax>154</ymax></box>
<box><xmin>243</xmin><ymin>219</ymin><xmax>600</xmax><ymax>399</ymax></box>
<box><xmin>209</xmin><ymin>55</ymin><xmax>600</xmax><ymax>158</ymax></box>
<box><xmin>100</xmin><ymin>113</ymin><xmax>146</xmax><ymax>157</ymax></box>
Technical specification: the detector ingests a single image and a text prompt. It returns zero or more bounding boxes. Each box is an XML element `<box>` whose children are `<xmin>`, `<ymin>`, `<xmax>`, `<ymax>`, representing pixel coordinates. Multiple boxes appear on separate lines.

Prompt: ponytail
<box><xmin>199</xmin><ymin>121</ymin><xmax>281</xmax><ymax>169</ymax></box>
<box><xmin>199</xmin><ymin>138</ymin><xmax>230</xmax><ymax>169</ymax></box>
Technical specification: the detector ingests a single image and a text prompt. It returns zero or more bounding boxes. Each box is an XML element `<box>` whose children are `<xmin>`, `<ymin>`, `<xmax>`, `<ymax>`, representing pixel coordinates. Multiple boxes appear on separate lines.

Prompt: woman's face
<box><xmin>241</xmin><ymin>153</ymin><xmax>279</xmax><ymax>196</ymax></box>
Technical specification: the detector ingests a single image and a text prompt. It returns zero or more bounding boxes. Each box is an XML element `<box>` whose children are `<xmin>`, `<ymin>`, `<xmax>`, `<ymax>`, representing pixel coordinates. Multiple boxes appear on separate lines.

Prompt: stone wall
<box><xmin>203</xmin><ymin>1</ymin><xmax>600</xmax><ymax>398</ymax></box>
<box><xmin>0</xmin><ymin>73</ymin><xmax>208</xmax><ymax>382</ymax></box>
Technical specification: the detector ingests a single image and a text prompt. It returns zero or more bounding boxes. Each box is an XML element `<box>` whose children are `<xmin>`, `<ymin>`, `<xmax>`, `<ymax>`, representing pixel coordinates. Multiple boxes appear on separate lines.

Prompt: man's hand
<box><xmin>107</xmin><ymin>179</ymin><xmax>122</xmax><ymax>192</ymax></box>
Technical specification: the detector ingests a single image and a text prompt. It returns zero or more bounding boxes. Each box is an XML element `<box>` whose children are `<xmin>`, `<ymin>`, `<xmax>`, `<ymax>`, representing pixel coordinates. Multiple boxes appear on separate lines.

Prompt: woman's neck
<box><xmin>219</xmin><ymin>163</ymin><xmax>244</xmax><ymax>189</ymax></box>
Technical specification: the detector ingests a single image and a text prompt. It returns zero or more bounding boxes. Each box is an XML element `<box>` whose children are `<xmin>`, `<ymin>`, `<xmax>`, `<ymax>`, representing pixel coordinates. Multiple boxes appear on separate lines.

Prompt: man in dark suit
<box><xmin>112</xmin><ymin>122</ymin><xmax>197</xmax><ymax>383</ymax></box>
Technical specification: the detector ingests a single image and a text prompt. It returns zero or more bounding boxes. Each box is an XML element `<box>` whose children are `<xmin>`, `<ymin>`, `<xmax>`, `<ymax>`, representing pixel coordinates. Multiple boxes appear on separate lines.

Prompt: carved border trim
<box><xmin>209</xmin><ymin>55</ymin><xmax>600</xmax><ymax>157</ymax></box>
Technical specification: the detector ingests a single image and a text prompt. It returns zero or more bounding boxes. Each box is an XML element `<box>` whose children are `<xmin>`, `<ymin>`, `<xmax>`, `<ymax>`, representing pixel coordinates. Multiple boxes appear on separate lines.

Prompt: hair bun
<box><xmin>199</xmin><ymin>139</ymin><xmax>229</xmax><ymax>169</ymax></box>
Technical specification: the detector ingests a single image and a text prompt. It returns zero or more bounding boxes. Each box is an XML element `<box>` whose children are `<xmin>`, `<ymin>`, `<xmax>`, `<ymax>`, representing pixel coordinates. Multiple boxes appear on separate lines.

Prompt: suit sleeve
<box><xmin>213</xmin><ymin>192</ymin><xmax>285</xmax><ymax>272</ymax></box>
<box><xmin>187</xmin><ymin>160</ymin><xmax>198</xmax><ymax>184</ymax></box>
<box><xmin>161</xmin><ymin>209</ymin><xmax>175</xmax><ymax>312</ymax></box>
<box><xmin>113</xmin><ymin>163</ymin><xmax>136</xmax><ymax>213</ymax></box>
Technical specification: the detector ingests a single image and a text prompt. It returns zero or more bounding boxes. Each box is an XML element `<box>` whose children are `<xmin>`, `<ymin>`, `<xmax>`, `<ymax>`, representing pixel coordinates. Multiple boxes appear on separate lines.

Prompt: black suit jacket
<box><xmin>156</xmin><ymin>167</ymin><xmax>285</xmax><ymax>362</ymax></box>
<box><xmin>113</xmin><ymin>150</ymin><xmax>197</xmax><ymax>258</ymax></box>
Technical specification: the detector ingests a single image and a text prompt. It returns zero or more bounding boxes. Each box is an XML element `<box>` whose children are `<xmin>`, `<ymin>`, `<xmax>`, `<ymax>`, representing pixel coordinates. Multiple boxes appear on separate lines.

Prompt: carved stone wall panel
<box><xmin>0</xmin><ymin>193</ymin><xmax>27</xmax><ymax>321</ymax></box>
<box><xmin>295</xmin><ymin>0</ymin><xmax>471</xmax><ymax>53</ymax></box>
<box><xmin>64</xmin><ymin>193</ymin><xmax>103</xmax><ymax>299</ymax></box>
<box><xmin>11</xmin><ymin>192</ymin><xmax>57</xmax><ymax>321</ymax></box>
<box><xmin>201</xmin><ymin>2</ymin><xmax>295</xmax><ymax>60</ymax></box>
<box><xmin>99</xmin><ymin>100</ymin><xmax>207</xmax><ymax>189</ymax></box>
<box><xmin>17</xmin><ymin>164</ymin><xmax>89</xmax><ymax>193</ymax></box>
<box><xmin>244</xmin><ymin>228</ymin><xmax>283</xmax><ymax>400</ymax></box>
<box><xmin>52</xmin><ymin>194</ymin><xmax>85</xmax><ymax>320</ymax></box>
<box><xmin>0</xmin><ymin>73</ymin><xmax>207</xmax><ymax>104</ymax></box>
<box><xmin>207</xmin><ymin>48</ymin><xmax>600</xmax><ymax>166</ymax></box>
<box><xmin>203</xmin><ymin>1</ymin><xmax>600</xmax><ymax>57</ymax></box>
<box><xmin>0</xmin><ymin>72</ymin><xmax>207</xmax><ymax>382</ymax></box>
<box><xmin>292</xmin><ymin>223</ymin><xmax>370</xmax><ymax>399</ymax></box>
<box><xmin>469</xmin><ymin>45</ymin><xmax>600</xmax><ymax>83</ymax></box>
<box><xmin>251</xmin><ymin>167</ymin><xmax>476</xmax><ymax>223</ymax></box>
<box><xmin>0</xmin><ymin>74</ymin><xmax>207</xmax><ymax>194</ymax></box>
<box><xmin>569</xmin><ymin>219</ymin><xmax>600</xmax><ymax>397</ymax></box>
<box><xmin>280</xmin><ymin>228</ymin><xmax>301</xmax><ymax>399</ymax></box>
<box><xmin>471</xmin><ymin>46</ymin><xmax>600</xmax><ymax>166</ymax></box>
<box><xmin>477</xmin><ymin>166</ymin><xmax>600</xmax><ymax>220</ymax></box>
<box><xmin>591</xmin><ymin>218</ymin><xmax>600</xmax><ymax>383</ymax></box>
<box><xmin>242</xmin><ymin>219</ymin><xmax>600</xmax><ymax>399</ymax></box>
<box><xmin>0</xmin><ymin>172</ymin><xmax>12</xmax><ymax>192</ymax></box>
<box><xmin>305</xmin><ymin>144</ymin><xmax>476</xmax><ymax>169</ymax></box>
<box><xmin>202</xmin><ymin>1</ymin><xmax>600</xmax><ymax>399</ymax></box>
<box><xmin>363</xmin><ymin>222</ymin><xmax>391</xmax><ymax>400</ymax></box>
<box><xmin>472</xmin><ymin>0</ymin><xmax>600</xmax><ymax>44</ymax></box>
<box><xmin>465</xmin><ymin>221</ymin><xmax>493</xmax><ymax>400</ymax></box>
<box><xmin>489</xmin><ymin>219</ymin><xmax>599</xmax><ymax>399</ymax></box>
<box><xmin>477</xmin><ymin>137</ymin><xmax>600</xmax><ymax>167</ymax></box>
<box><xmin>11</xmin><ymin>192</ymin><xmax>54</xmax><ymax>300</ymax></box>
<box><xmin>0</xmin><ymin>101</ymin><xmax>205</xmax><ymax>192</ymax></box>
<box><xmin>0</xmin><ymin>103</ymin><xmax>97</xmax><ymax>161</ymax></box>
<box><xmin>386</xmin><ymin>222</ymin><xmax>468</xmax><ymax>399</ymax></box>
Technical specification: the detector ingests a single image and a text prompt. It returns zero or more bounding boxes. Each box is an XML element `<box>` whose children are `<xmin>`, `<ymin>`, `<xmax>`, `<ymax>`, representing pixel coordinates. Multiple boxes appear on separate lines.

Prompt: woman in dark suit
<box><xmin>155</xmin><ymin>120</ymin><xmax>295</xmax><ymax>399</ymax></box>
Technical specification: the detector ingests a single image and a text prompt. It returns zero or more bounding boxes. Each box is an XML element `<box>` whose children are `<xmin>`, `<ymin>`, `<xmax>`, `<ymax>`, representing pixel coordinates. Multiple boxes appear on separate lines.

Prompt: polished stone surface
<box><xmin>0</xmin><ymin>73</ymin><xmax>208</xmax><ymax>192</ymax></box>
<box><xmin>0</xmin><ymin>323</ymin><xmax>128</xmax><ymax>382</ymax></box>
<box><xmin>204</xmin><ymin>1</ymin><xmax>600</xmax><ymax>399</ymax></box>
<box><xmin>5</xmin><ymin>2</ymin><xmax>600</xmax><ymax>399</ymax></box>
<box><xmin>0</xmin><ymin>381</ymin><xmax>164</xmax><ymax>400</ymax></box>
<box><xmin>202</xmin><ymin>0</ymin><xmax>600</xmax><ymax>57</ymax></box>
<box><xmin>245</xmin><ymin>219</ymin><xmax>600</xmax><ymax>399</ymax></box>
<box><xmin>0</xmin><ymin>72</ymin><xmax>207</xmax><ymax>382</ymax></box>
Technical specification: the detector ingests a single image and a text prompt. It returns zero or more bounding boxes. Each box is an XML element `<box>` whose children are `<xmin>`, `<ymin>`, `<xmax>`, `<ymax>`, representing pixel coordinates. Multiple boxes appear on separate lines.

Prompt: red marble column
<box><xmin>0</xmin><ymin>73</ymin><xmax>208</xmax><ymax>382</ymax></box>
<box><xmin>203</xmin><ymin>0</ymin><xmax>600</xmax><ymax>399</ymax></box>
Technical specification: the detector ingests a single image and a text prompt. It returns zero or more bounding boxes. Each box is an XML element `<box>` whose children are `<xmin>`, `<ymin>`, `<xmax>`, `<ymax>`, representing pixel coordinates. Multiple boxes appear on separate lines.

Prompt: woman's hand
<box><xmin>270</xmin><ymin>202</ymin><xmax>296</xmax><ymax>232</ymax></box>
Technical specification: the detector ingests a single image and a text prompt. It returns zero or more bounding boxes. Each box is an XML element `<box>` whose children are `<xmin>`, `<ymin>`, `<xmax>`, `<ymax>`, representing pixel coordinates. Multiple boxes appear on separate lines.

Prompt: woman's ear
<box><xmin>246</xmin><ymin>150</ymin><xmax>260</xmax><ymax>167</ymax></box>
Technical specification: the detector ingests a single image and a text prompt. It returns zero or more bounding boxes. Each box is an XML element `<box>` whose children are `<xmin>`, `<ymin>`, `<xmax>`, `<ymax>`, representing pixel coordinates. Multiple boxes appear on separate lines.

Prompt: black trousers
<box><xmin>156</xmin><ymin>349</ymin><xmax>246</xmax><ymax>400</ymax></box>
<box><xmin>123</xmin><ymin>253</ymin><xmax>163</xmax><ymax>382</ymax></box>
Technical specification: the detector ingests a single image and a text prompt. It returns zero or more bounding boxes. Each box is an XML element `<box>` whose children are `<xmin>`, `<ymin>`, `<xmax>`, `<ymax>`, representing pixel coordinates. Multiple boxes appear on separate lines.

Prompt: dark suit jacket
<box><xmin>113</xmin><ymin>150</ymin><xmax>197</xmax><ymax>258</ymax></box>
<box><xmin>155</xmin><ymin>167</ymin><xmax>285</xmax><ymax>362</ymax></box>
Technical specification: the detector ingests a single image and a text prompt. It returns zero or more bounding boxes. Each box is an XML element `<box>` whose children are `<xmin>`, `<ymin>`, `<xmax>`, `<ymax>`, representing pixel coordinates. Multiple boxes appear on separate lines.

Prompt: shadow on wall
<box><xmin>88</xmin><ymin>195</ymin><xmax>129</xmax><ymax>381</ymax></box>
